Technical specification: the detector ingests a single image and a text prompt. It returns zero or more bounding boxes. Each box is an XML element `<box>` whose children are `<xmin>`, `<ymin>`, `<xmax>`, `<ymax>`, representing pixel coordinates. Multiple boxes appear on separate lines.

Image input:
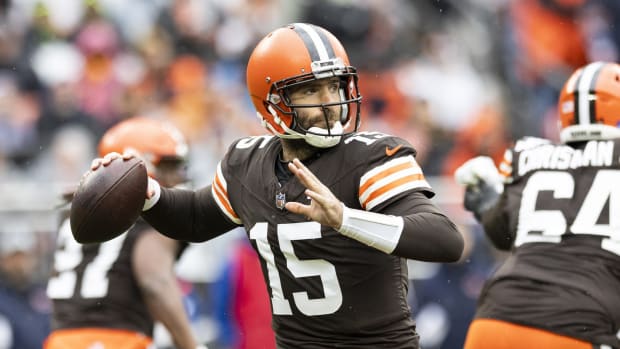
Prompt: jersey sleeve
<box><xmin>359</xmin><ymin>154</ymin><xmax>431</xmax><ymax>210</ymax></box>
<box><xmin>344</xmin><ymin>133</ymin><xmax>463</xmax><ymax>261</ymax></box>
<box><xmin>349</xmin><ymin>132</ymin><xmax>433</xmax><ymax>211</ymax></box>
<box><xmin>212</xmin><ymin>160</ymin><xmax>242</xmax><ymax>225</ymax></box>
<box><xmin>210</xmin><ymin>135</ymin><xmax>277</xmax><ymax>226</ymax></box>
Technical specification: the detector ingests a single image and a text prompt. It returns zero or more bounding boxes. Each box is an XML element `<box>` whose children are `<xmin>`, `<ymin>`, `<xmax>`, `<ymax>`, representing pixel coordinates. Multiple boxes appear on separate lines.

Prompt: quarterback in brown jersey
<box><xmin>45</xmin><ymin>117</ymin><xmax>204</xmax><ymax>349</ymax></box>
<box><xmin>455</xmin><ymin>61</ymin><xmax>620</xmax><ymax>349</ymax></box>
<box><xmin>95</xmin><ymin>23</ymin><xmax>464</xmax><ymax>348</ymax></box>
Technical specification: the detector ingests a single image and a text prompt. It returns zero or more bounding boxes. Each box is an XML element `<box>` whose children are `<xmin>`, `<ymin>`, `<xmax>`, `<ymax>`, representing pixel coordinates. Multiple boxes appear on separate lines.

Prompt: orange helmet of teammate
<box><xmin>558</xmin><ymin>61</ymin><xmax>620</xmax><ymax>143</ymax></box>
<box><xmin>98</xmin><ymin>116</ymin><xmax>189</xmax><ymax>183</ymax></box>
<box><xmin>246</xmin><ymin>23</ymin><xmax>362</xmax><ymax>148</ymax></box>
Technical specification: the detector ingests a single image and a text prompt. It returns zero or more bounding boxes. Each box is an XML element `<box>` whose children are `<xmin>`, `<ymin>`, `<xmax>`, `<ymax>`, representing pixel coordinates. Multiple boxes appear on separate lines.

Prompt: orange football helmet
<box><xmin>98</xmin><ymin>116</ymin><xmax>188</xmax><ymax>182</ymax></box>
<box><xmin>558</xmin><ymin>61</ymin><xmax>620</xmax><ymax>143</ymax></box>
<box><xmin>246</xmin><ymin>23</ymin><xmax>362</xmax><ymax>148</ymax></box>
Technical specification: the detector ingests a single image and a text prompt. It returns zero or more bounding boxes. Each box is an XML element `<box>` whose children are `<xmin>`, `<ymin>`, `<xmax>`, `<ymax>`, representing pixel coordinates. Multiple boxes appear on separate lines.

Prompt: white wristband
<box><xmin>337</xmin><ymin>205</ymin><xmax>404</xmax><ymax>254</ymax></box>
<box><xmin>142</xmin><ymin>177</ymin><xmax>161</xmax><ymax>211</ymax></box>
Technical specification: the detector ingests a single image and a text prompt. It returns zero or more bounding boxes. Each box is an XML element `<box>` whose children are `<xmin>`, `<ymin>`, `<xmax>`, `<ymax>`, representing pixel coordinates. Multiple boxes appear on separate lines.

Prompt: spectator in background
<box><xmin>440</xmin><ymin>104</ymin><xmax>510</xmax><ymax>177</ymax></box>
<box><xmin>211</xmin><ymin>232</ymin><xmax>276</xmax><ymax>349</ymax></box>
<box><xmin>502</xmin><ymin>0</ymin><xmax>589</xmax><ymax>139</ymax></box>
<box><xmin>29</xmin><ymin>41</ymin><xmax>103</xmax><ymax>151</ymax></box>
<box><xmin>0</xmin><ymin>72</ymin><xmax>43</xmax><ymax>168</ymax></box>
<box><xmin>0</xmin><ymin>229</ymin><xmax>51</xmax><ymax>349</ymax></box>
<box><xmin>73</xmin><ymin>18</ymin><xmax>124</xmax><ymax>130</ymax></box>
<box><xmin>165</xmin><ymin>54</ymin><xmax>213</xmax><ymax>142</ymax></box>
<box><xmin>45</xmin><ymin>117</ymin><xmax>204</xmax><ymax>349</ymax></box>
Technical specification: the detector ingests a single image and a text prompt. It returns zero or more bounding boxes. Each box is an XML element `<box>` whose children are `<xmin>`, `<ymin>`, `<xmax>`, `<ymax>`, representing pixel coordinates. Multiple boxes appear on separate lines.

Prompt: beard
<box><xmin>280</xmin><ymin>137</ymin><xmax>322</xmax><ymax>160</ymax></box>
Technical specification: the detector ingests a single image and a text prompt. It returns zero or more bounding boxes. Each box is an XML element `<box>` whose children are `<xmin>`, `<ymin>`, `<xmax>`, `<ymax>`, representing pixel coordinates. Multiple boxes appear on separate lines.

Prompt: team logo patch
<box><xmin>275</xmin><ymin>192</ymin><xmax>286</xmax><ymax>210</ymax></box>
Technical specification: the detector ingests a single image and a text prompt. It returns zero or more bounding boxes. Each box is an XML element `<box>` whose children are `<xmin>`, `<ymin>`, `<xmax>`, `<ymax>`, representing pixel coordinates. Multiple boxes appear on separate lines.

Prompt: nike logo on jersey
<box><xmin>385</xmin><ymin>144</ymin><xmax>403</xmax><ymax>156</ymax></box>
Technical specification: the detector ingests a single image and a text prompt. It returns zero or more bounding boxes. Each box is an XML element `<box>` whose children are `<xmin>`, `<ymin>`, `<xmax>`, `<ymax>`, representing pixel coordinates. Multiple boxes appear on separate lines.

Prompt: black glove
<box><xmin>464</xmin><ymin>180</ymin><xmax>501</xmax><ymax>220</ymax></box>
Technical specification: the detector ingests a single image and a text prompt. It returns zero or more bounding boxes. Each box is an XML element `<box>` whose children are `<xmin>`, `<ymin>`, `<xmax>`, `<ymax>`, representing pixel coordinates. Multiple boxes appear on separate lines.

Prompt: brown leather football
<box><xmin>70</xmin><ymin>157</ymin><xmax>147</xmax><ymax>243</ymax></box>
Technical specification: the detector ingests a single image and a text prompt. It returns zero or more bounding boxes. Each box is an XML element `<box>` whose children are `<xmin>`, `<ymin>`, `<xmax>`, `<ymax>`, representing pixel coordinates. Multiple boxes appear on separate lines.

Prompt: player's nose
<box><xmin>318</xmin><ymin>85</ymin><xmax>340</xmax><ymax>104</ymax></box>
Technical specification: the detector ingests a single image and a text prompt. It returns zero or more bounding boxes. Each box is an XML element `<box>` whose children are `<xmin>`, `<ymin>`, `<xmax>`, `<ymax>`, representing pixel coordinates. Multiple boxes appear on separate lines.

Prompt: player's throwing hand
<box><xmin>285</xmin><ymin>158</ymin><xmax>344</xmax><ymax>229</ymax></box>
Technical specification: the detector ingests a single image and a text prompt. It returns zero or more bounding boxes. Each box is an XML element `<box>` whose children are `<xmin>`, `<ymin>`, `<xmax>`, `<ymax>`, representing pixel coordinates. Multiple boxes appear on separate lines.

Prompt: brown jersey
<box><xmin>478</xmin><ymin>137</ymin><xmax>620</xmax><ymax>347</ymax></box>
<box><xmin>47</xmin><ymin>215</ymin><xmax>183</xmax><ymax>336</ymax></box>
<box><xmin>211</xmin><ymin>132</ymin><xmax>433</xmax><ymax>348</ymax></box>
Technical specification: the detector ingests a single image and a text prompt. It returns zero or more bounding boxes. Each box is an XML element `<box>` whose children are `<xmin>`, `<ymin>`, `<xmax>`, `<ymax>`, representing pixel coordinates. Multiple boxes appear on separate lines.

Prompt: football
<box><xmin>70</xmin><ymin>157</ymin><xmax>148</xmax><ymax>243</ymax></box>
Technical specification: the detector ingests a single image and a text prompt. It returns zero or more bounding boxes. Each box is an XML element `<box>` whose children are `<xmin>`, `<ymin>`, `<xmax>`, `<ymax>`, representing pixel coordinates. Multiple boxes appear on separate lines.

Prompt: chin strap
<box><xmin>337</xmin><ymin>204</ymin><xmax>404</xmax><ymax>254</ymax></box>
<box><xmin>304</xmin><ymin>122</ymin><xmax>343</xmax><ymax>148</ymax></box>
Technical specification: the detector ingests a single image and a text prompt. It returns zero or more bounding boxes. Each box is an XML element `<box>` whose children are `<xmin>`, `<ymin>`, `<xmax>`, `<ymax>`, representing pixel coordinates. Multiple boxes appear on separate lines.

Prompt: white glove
<box><xmin>454</xmin><ymin>156</ymin><xmax>503</xmax><ymax>193</ymax></box>
<box><xmin>454</xmin><ymin>156</ymin><xmax>504</xmax><ymax>219</ymax></box>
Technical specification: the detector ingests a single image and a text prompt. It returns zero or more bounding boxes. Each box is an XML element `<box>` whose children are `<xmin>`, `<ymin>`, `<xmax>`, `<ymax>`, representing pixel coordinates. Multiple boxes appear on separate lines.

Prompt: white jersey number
<box><xmin>515</xmin><ymin>170</ymin><xmax>620</xmax><ymax>255</ymax></box>
<box><xmin>249</xmin><ymin>221</ymin><xmax>343</xmax><ymax>316</ymax></box>
<box><xmin>46</xmin><ymin>219</ymin><xmax>126</xmax><ymax>299</ymax></box>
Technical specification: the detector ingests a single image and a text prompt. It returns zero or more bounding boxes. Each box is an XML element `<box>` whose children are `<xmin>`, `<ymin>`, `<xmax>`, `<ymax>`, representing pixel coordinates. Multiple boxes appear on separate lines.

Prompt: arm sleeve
<box><xmin>478</xmin><ymin>192</ymin><xmax>514</xmax><ymax>251</ymax></box>
<box><xmin>141</xmin><ymin>185</ymin><xmax>239</xmax><ymax>242</ymax></box>
<box><xmin>384</xmin><ymin>191</ymin><xmax>464</xmax><ymax>262</ymax></box>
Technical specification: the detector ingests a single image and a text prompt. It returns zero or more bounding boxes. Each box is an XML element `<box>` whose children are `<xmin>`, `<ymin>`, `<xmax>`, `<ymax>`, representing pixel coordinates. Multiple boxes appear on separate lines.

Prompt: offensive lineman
<box><xmin>455</xmin><ymin>61</ymin><xmax>620</xmax><ymax>349</ymax></box>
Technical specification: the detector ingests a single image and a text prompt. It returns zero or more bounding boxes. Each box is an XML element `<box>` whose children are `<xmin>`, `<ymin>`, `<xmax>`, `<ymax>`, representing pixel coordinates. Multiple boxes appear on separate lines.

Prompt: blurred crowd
<box><xmin>1</xmin><ymin>0</ymin><xmax>620</xmax><ymax>348</ymax></box>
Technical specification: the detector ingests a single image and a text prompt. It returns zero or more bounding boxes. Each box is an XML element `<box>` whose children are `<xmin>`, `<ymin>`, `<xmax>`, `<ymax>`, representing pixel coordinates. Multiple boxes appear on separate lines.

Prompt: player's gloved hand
<box><xmin>454</xmin><ymin>156</ymin><xmax>503</xmax><ymax>220</ymax></box>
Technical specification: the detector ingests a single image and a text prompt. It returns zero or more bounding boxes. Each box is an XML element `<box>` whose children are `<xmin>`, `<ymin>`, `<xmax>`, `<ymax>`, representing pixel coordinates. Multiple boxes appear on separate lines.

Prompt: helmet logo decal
<box><xmin>575</xmin><ymin>61</ymin><xmax>604</xmax><ymax>126</ymax></box>
<box><xmin>292</xmin><ymin>23</ymin><xmax>335</xmax><ymax>62</ymax></box>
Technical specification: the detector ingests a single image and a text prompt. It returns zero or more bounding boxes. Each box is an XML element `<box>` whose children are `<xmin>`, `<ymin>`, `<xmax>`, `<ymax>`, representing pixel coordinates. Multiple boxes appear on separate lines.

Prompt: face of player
<box><xmin>287</xmin><ymin>77</ymin><xmax>343</xmax><ymax>132</ymax></box>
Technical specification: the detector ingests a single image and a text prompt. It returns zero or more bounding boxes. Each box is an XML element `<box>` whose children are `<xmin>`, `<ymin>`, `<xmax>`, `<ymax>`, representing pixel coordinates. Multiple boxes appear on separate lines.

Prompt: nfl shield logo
<box><xmin>275</xmin><ymin>192</ymin><xmax>286</xmax><ymax>210</ymax></box>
